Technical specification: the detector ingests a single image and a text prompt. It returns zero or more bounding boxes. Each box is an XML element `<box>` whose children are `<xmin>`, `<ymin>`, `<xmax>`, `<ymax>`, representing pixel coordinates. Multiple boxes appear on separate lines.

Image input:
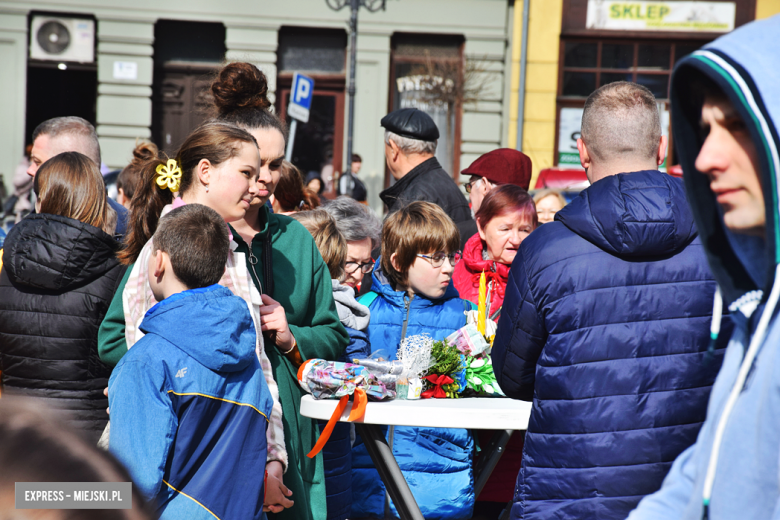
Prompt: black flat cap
<box><xmin>381</xmin><ymin>108</ymin><xmax>440</xmax><ymax>141</ymax></box>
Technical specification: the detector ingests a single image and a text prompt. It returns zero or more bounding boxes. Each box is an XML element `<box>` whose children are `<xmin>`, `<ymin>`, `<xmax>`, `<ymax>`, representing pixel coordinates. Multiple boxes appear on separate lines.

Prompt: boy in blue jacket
<box><xmin>109</xmin><ymin>204</ymin><xmax>278</xmax><ymax>520</ymax></box>
<box><xmin>352</xmin><ymin>201</ymin><xmax>475</xmax><ymax>520</ymax></box>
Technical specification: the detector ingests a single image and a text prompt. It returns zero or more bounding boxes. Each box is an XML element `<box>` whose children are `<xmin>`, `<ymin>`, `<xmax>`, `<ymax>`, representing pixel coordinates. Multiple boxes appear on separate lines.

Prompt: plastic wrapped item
<box><xmin>466</xmin><ymin>310</ymin><xmax>497</xmax><ymax>340</ymax></box>
<box><xmin>446</xmin><ymin>324</ymin><xmax>492</xmax><ymax>357</ymax></box>
<box><xmin>298</xmin><ymin>359</ymin><xmax>395</xmax><ymax>401</ymax></box>
<box><xmin>352</xmin><ymin>358</ymin><xmax>405</xmax><ymax>376</ymax></box>
<box><xmin>298</xmin><ymin>358</ymin><xmax>396</xmax><ymax>459</ymax></box>
<box><xmin>397</xmin><ymin>334</ymin><xmax>434</xmax><ymax>378</ymax></box>
<box><xmin>396</xmin><ymin>334</ymin><xmax>435</xmax><ymax>400</ymax></box>
<box><xmin>465</xmin><ymin>356</ymin><xmax>504</xmax><ymax>396</ymax></box>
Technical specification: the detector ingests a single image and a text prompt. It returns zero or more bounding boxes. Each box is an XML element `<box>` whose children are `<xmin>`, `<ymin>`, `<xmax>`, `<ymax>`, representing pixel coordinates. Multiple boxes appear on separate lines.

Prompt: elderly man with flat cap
<box><xmin>379</xmin><ymin>108</ymin><xmax>473</xmax><ymax>229</ymax></box>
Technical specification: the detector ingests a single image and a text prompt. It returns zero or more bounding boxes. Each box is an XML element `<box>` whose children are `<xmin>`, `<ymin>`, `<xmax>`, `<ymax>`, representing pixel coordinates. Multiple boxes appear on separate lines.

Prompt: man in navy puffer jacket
<box><xmin>492</xmin><ymin>82</ymin><xmax>727</xmax><ymax>520</ymax></box>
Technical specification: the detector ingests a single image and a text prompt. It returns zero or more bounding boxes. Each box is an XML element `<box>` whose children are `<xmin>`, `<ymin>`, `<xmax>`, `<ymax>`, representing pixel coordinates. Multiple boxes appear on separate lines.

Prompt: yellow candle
<box><xmin>478</xmin><ymin>270</ymin><xmax>486</xmax><ymax>335</ymax></box>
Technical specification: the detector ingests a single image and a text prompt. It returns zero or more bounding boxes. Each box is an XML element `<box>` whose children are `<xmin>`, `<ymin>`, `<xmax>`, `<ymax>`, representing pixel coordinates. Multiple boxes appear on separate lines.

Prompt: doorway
<box><xmin>277</xmin><ymin>86</ymin><xmax>345</xmax><ymax>186</ymax></box>
<box><xmin>25</xmin><ymin>65</ymin><xmax>98</xmax><ymax>145</ymax></box>
<box><xmin>151</xmin><ymin>20</ymin><xmax>226</xmax><ymax>156</ymax></box>
<box><xmin>152</xmin><ymin>66</ymin><xmax>216</xmax><ymax>156</ymax></box>
<box><xmin>276</xmin><ymin>27</ymin><xmax>347</xmax><ymax>196</ymax></box>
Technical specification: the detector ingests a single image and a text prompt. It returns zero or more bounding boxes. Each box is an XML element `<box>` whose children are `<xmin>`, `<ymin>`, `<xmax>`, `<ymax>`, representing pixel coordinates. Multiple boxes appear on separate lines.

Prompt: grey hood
<box><xmin>331</xmin><ymin>279</ymin><xmax>371</xmax><ymax>331</ymax></box>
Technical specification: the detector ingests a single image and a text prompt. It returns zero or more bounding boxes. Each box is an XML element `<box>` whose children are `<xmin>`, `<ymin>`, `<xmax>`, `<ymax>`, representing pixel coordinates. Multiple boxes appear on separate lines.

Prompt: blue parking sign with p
<box><xmin>288</xmin><ymin>73</ymin><xmax>314</xmax><ymax>123</ymax></box>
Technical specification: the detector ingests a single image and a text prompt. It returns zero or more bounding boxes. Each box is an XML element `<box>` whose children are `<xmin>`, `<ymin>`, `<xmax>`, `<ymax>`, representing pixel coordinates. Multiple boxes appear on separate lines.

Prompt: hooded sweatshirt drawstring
<box><xmin>702</xmin><ymin>265</ymin><xmax>780</xmax><ymax>517</ymax></box>
<box><xmin>705</xmin><ymin>288</ymin><xmax>723</xmax><ymax>364</ymax></box>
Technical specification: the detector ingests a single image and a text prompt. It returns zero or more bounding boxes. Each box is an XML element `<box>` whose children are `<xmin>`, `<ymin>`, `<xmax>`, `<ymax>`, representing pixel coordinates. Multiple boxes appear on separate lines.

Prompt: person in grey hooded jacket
<box><xmin>627</xmin><ymin>14</ymin><xmax>780</xmax><ymax>520</ymax></box>
<box><xmin>292</xmin><ymin>208</ymin><xmax>371</xmax><ymax>520</ymax></box>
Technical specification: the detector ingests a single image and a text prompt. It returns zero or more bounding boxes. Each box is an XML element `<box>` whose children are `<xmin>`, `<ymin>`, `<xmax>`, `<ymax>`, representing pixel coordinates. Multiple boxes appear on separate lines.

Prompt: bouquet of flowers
<box><xmin>422</xmin><ymin>338</ymin><xmax>467</xmax><ymax>399</ymax></box>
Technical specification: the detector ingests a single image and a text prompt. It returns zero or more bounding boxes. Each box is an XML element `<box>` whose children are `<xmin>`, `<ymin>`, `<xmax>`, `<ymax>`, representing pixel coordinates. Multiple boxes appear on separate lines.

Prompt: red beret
<box><xmin>461</xmin><ymin>148</ymin><xmax>532</xmax><ymax>190</ymax></box>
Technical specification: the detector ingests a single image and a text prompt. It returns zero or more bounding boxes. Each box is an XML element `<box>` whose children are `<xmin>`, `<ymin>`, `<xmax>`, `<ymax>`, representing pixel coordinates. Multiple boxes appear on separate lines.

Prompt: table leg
<box><xmin>473</xmin><ymin>429</ymin><xmax>514</xmax><ymax>497</ymax></box>
<box><xmin>355</xmin><ymin>423</ymin><xmax>424</xmax><ymax>520</ymax></box>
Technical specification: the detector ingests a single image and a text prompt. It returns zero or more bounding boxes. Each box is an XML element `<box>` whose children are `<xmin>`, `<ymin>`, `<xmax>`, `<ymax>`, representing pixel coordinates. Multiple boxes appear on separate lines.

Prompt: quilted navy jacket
<box><xmin>492</xmin><ymin>170</ymin><xmax>726</xmax><ymax>520</ymax></box>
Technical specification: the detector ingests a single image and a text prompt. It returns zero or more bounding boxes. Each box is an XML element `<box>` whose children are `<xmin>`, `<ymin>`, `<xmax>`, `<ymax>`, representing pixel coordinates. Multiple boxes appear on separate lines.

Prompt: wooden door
<box><xmin>152</xmin><ymin>65</ymin><xmax>215</xmax><ymax>156</ymax></box>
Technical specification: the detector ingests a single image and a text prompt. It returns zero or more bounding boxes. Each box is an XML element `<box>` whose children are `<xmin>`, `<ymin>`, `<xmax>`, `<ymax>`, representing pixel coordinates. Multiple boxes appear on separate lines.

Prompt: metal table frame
<box><xmin>300</xmin><ymin>396</ymin><xmax>531</xmax><ymax>520</ymax></box>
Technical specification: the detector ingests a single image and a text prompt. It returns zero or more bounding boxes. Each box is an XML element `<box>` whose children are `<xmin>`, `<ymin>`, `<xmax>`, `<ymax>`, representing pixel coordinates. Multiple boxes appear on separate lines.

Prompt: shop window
<box><xmin>559</xmin><ymin>40</ymin><xmax>701</xmax><ymax>100</ymax></box>
<box><xmin>556</xmin><ymin>38</ymin><xmax>703</xmax><ymax>169</ymax></box>
<box><xmin>389</xmin><ymin>33</ymin><xmax>464</xmax><ymax>185</ymax></box>
<box><xmin>278</xmin><ymin>28</ymin><xmax>347</xmax><ymax>74</ymax></box>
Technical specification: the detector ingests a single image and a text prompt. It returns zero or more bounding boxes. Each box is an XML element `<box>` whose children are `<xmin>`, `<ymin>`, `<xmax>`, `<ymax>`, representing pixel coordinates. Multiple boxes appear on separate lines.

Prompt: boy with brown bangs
<box><xmin>351</xmin><ymin>201</ymin><xmax>476</xmax><ymax>520</ymax></box>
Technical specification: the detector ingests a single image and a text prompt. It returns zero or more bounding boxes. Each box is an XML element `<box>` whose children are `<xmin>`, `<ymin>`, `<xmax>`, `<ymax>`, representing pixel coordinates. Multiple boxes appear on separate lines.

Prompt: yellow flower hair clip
<box><xmin>155</xmin><ymin>159</ymin><xmax>182</xmax><ymax>193</ymax></box>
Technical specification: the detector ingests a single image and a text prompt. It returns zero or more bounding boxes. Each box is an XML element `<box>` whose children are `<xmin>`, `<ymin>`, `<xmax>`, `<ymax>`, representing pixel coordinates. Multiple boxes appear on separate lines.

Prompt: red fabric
<box><xmin>421</xmin><ymin>374</ymin><xmax>454</xmax><ymax>399</ymax></box>
<box><xmin>452</xmin><ymin>233</ymin><xmax>510</xmax><ymax>317</ymax></box>
<box><xmin>475</xmin><ymin>431</ymin><xmax>524</xmax><ymax>503</ymax></box>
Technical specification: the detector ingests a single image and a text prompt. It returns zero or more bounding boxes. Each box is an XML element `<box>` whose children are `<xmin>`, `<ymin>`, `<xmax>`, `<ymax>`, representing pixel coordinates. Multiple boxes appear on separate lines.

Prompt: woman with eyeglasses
<box><xmin>291</xmin><ymin>208</ymin><xmax>371</xmax><ymax>520</ymax></box>
<box><xmin>351</xmin><ymin>202</ymin><xmax>477</xmax><ymax>520</ymax></box>
<box><xmin>322</xmin><ymin>197</ymin><xmax>381</xmax><ymax>292</ymax></box>
<box><xmin>454</xmin><ymin>185</ymin><xmax>537</xmax><ymax>323</ymax></box>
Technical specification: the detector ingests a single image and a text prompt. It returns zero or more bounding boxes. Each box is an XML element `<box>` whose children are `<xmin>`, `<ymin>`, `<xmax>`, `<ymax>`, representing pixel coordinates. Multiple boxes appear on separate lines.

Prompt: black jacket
<box><xmin>0</xmin><ymin>214</ymin><xmax>124</xmax><ymax>444</ymax></box>
<box><xmin>456</xmin><ymin>219</ymin><xmax>478</xmax><ymax>250</ymax></box>
<box><xmin>380</xmin><ymin>157</ymin><xmax>474</xmax><ymax>229</ymax></box>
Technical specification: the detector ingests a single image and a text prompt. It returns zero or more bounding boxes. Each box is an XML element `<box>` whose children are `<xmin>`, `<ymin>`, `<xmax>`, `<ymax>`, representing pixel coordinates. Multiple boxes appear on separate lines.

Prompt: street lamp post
<box><xmin>326</xmin><ymin>0</ymin><xmax>385</xmax><ymax>194</ymax></box>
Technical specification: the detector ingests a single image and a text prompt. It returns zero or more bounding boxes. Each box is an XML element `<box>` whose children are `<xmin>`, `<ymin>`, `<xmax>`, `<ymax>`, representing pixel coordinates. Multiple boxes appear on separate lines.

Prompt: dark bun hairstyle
<box><xmin>210</xmin><ymin>62</ymin><xmax>287</xmax><ymax>141</ymax></box>
<box><xmin>211</xmin><ymin>62</ymin><xmax>272</xmax><ymax>114</ymax></box>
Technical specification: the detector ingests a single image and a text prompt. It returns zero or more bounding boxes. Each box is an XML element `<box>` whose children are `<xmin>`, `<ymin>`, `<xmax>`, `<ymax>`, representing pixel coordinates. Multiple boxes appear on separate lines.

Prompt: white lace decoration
<box><xmin>397</xmin><ymin>334</ymin><xmax>434</xmax><ymax>380</ymax></box>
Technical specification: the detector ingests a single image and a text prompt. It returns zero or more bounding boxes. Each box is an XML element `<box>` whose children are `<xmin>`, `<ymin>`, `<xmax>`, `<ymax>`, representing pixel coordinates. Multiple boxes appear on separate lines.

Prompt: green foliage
<box><xmin>429</xmin><ymin>339</ymin><xmax>464</xmax><ymax>376</ymax></box>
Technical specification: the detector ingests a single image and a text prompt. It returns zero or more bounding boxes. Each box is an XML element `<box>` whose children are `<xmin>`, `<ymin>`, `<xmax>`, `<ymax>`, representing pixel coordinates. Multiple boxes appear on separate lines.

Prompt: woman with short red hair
<box><xmin>452</xmin><ymin>183</ymin><xmax>537</xmax><ymax>510</ymax></box>
<box><xmin>453</xmin><ymin>184</ymin><xmax>537</xmax><ymax>321</ymax></box>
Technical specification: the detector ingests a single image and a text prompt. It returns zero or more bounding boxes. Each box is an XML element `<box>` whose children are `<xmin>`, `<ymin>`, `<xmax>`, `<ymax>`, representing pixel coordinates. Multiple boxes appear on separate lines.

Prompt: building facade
<box><xmin>2</xmin><ymin>0</ymin><xmax>778</xmax><ymax>210</ymax></box>
<box><xmin>509</xmin><ymin>0</ymin><xmax>780</xmax><ymax>186</ymax></box>
<box><xmin>0</xmin><ymin>0</ymin><xmax>515</xmax><ymax>212</ymax></box>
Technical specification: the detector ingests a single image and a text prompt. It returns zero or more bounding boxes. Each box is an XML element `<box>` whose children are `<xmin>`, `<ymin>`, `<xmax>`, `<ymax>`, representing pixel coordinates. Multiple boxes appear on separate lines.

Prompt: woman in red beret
<box><xmin>453</xmin><ymin>184</ymin><xmax>537</xmax><ymax>320</ymax></box>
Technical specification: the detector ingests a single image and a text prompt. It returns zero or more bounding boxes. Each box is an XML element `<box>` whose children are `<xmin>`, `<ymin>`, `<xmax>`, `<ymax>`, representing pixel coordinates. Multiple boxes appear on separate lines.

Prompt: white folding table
<box><xmin>300</xmin><ymin>395</ymin><xmax>532</xmax><ymax>520</ymax></box>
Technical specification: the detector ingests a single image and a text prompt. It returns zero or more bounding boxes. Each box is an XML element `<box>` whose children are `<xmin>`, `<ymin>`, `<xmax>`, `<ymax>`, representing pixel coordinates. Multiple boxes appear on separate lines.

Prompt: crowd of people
<box><xmin>1</xmin><ymin>13</ymin><xmax>779</xmax><ymax>520</ymax></box>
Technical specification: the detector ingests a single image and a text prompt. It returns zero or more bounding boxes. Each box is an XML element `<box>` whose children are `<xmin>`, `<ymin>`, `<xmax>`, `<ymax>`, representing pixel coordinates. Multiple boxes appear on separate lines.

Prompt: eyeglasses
<box><xmin>464</xmin><ymin>177</ymin><xmax>499</xmax><ymax>194</ymax></box>
<box><xmin>464</xmin><ymin>178</ymin><xmax>480</xmax><ymax>194</ymax></box>
<box><xmin>345</xmin><ymin>261</ymin><xmax>375</xmax><ymax>275</ymax></box>
<box><xmin>416</xmin><ymin>251</ymin><xmax>462</xmax><ymax>268</ymax></box>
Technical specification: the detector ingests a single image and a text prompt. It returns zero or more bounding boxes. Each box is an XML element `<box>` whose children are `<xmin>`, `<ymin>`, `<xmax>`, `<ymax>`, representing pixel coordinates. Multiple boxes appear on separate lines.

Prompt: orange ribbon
<box><xmin>306</xmin><ymin>388</ymin><xmax>368</xmax><ymax>459</ymax></box>
<box><xmin>421</xmin><ymin>374</ymin><xmax>454</xmax><ymax>399</ymax></box>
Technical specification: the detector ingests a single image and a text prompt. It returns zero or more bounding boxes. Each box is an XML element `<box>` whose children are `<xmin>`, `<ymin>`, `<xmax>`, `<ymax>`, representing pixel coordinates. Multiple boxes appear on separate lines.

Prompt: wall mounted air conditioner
<box><xmin>29</xmin><ymin>16</ymin><xmax>95</xmax><ymax>63</ymax></box>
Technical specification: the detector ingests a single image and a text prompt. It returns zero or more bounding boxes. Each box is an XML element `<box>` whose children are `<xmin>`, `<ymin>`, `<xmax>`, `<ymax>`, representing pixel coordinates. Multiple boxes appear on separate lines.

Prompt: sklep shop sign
<box><xmin>586</xmin><ymin>1</ymin><xmax>736</xmax><ymax>32</ymax></box>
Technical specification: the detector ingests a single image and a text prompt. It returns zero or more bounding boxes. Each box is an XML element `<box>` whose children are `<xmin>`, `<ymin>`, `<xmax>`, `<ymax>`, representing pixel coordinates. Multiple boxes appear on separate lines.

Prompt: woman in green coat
<box><xmin>100</xmin><ymin>62</ymin><xmax>348</xmax><ymax>520</ymax></box>
<box><xmin>213</xmin><ymin>62</ymin><xmax>349</xmax><ymax>520</ymax></box>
